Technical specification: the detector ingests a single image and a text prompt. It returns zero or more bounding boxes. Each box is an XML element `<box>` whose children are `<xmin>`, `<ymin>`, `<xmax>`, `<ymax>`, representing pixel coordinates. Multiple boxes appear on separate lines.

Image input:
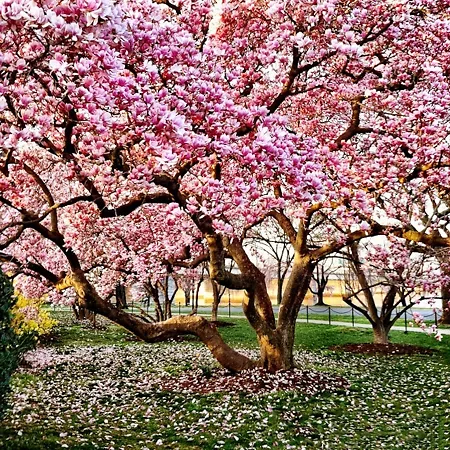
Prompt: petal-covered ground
<box><xmin>160</xmin><ymin>366</ymin><xmax>349</xmax><ymax>395</ymax></box>
<box><xmin>1</xmin><ymin>339</ymin><xmax>450</xmax><ymax>450</ymax></box>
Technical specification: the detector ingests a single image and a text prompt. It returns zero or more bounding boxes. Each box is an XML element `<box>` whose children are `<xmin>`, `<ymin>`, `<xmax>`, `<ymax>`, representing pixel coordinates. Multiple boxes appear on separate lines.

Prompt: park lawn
<box><xmin>0</xmin><ymin>311</ymin><xmax>449</xmax><ymax>450</ymax></box>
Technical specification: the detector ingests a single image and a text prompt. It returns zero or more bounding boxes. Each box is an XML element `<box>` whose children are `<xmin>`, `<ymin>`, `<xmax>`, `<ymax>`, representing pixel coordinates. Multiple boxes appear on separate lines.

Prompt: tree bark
<box><xmin>72</xmin><ymin>304</ymin><xmax>95</xmax><ymax>323</ymax></box>
<box><xmin>164</xmin><ymin>300</ymin><xmax>172</xmax><ymax>320</ymax></box>
<box><xmin>241</xmin><ymin>280</ymin><xmax>294</xmax><ymax>371</ymax></box>
<box><xmin>154</xmin><ymin>298</ymin><xmax>163</xmax><ymax>322</ymax></box>
<box><xmin>211</xmin><ymin>280</ymin><xmax>220</xmax><ymax>322</ymax></box>
<box><xmin>159</xmin><ymin>277</ymin><xmax>173</xmax><ymax>320</ymax></box>
<box><xmin>184</xmin><ymin>288</ymin><xmax>190</xmax><ymax>306</ymax></box>
<box><xmin>279</xmin><ymin>254</ymin><xmax>313</xmax><ymax>328</ymax></box>
<box><xmin>145</xmin><ymin>283</ymin><xmax>163</xmax><ymax>322</ymax></box>
<box><xmin>194</xmin><ymin>279</ymin><xmax>201</xmax><ymax>312</ymax></box>
<box><xmin>258</xmin><ymin>329</ymin><xmax>293</xmax><ymax>371</ymax></box>
<box><xmin>315</xmin><ymin>289</ymin><xmax>326</xmax><ymax>306</ymax></box>
<box><xmin>115</xmin><ymin>283</ymin><xmax>128</xmax><ymax>309</ymax></box>
<box><xmin>311</xmin><ymin>264</ymin><xmax>329</xmax><ymax>306</ymax></box>
<box><xmin>258</xmin><ymin>253</ymin><xmax>313</xmax><ymax>370</ymax></box>
<box><xmin>440</xmin><ymin>282</ymin><xmax>450</xmax><ymax>324</ymax></box>
<box><xmin>373</xmin><ymin>323</ymin><xmax>390</xmax><ymax>344</ymax></box>
<box><xmin>276</xmin><ymin>265</ymin><xmax>283</xmax><ymax>305</ymax></box>
<box><xmin>206</xmin><ymin>234</ymin><xmax>298</xmax><ymax>371</ymax></box>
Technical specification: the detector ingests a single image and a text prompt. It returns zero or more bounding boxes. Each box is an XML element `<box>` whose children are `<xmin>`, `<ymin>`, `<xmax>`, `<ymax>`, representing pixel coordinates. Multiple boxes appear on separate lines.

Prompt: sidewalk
<box><xmin>217</xmin><ymin>315</ymin><xmax>450</xmax><ymax>335</ymax></box>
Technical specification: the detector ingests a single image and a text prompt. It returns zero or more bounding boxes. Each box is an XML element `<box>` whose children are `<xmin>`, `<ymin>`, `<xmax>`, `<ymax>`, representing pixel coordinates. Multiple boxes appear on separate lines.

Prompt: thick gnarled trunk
<box><xmin>115</xmin><ymin>283</ymin><xmax>128</xmax><ymax>309</ymax></box>
<box><xmin>249</xmin><ymin>253</ymin><xmax>313</xmax><ymax>372</ymax></box>
<box><xmin>58</xmin><ymin>270</ymin><xmax>255</xmax><ymax>373</ymax></box>
<box><xmin>257</xmin><ymin>325</ymin><xmax>296</xmax><ymax>371</ymax></box>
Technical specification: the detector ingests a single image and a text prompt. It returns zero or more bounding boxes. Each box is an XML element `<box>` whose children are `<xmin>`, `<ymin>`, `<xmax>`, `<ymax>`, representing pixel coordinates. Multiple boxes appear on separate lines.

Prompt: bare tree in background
<box><xmin>246</xmin><ymin>219</ymin><xmax>294</xmax><ymax>304</ymax></box>
<box><xmin>309</xmin><ymin>258</ymin><xmax>338</xmax><ymax>306</ymax></box>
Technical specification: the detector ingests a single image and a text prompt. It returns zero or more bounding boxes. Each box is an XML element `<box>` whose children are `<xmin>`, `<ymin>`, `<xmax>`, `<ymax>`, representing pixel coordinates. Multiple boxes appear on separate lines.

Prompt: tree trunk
<box><xmin>274</xmin><ymin>254</ymin><xmax>314</xmax><ymax>370</ymax></box>
<box><xmin>115</xmin><ymin>283</ymin><xmax>128</xmax><ymax>309</ymax></box>
<box><xmin>373</xmin><ymin>323</ymin><xmax>390</xmax><ymax>344</ymax></box>
<box><xmin>146</xmin><ymin>284</ymin><xmax>163</xmax><ymax>322</ymax></box>
<box><xmin>440</xmin><ymin>283</ymin><xmax>450</xmax><ymax>324</ymax></box>
<box><xmin>154</xmin><ymin>297</ymin><xmax>163</xmax><ymax>322</ymax></box>
<box><xmin>211</xmin><ymin>280</ymin><xmax>220</xmax><ymax>322</ymax></box>
<box><xmin>72</xmin><ymin>304</ymin><xmax>95</xmax><ymax>322</ymax></box>
<box><xmin>315</xmin><ymin>289</ymin><xmax>326</xmax><ymax>306</ymax></box>
<box><xmin>256</xmin><ymin>324</ymin><xmax>296</xmax><ymax>371</ymax></box>
<box><xmin>194</xmin><ymin>280</ymin><xmax>201</xmax><ymax>312</ymax></box>
<box><xmin>256</xmin><ymin>254</ymin><xmax>313</xmax><ymax>371</ymax></box>
<box><xmin>72</xmin><ymin>304</ymin><xmax>80</xmax><ymax>320</ymax></box>
<box><xmin>277</xmin><ymin>265</ymin><xmax>283</xmax><ymax>305</ymax></box>
<box><xmin>239</xmin><ymin>272</ymin><xmax>288</xmax><ymax>371</ymax></box>
<box><xmin>164</xmin><ymin>299</ymin><xmax>172</xmax><ymax>320</ymax></box>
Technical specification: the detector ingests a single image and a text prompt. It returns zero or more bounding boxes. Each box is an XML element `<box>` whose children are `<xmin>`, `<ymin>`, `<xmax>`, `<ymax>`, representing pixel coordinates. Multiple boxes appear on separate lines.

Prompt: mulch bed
<box><xmin>210</xmin><ymin>320</ymin><xmax>236</xmax><ymax>328</ymax></box>
<box><xmin>160</xmin><ymin>367</ymin><xmax>349</xmax><ymax>395</ymax></box>
<box><xmin>329</xmin><ymin>343</ymin><xmax>435</xmax><ymax>356</ymax></box>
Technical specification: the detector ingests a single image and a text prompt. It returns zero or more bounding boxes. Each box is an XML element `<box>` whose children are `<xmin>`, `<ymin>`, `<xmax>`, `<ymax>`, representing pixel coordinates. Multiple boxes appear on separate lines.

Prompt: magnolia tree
<box><xmin>1</xmin><ymin>0</ymin><xmax>450</xmax><ymax>372</ymax></box>
<box><xmin>342</xmin><ymin>238</ymin><xmax>442</xmax><ymax>344</ymax></box>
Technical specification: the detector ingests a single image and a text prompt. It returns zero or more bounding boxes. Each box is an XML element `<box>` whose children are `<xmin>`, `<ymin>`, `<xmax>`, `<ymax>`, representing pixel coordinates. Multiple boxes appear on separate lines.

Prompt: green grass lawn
<box><xmin>1</xmin><ymin>311</ymin><xmax>449</xmax><ymax>449</ymax></box>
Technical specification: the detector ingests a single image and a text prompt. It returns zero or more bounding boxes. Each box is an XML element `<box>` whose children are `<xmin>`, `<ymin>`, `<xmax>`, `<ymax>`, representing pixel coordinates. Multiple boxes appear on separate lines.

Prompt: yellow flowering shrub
<box><xmin>11</xmin><ymin>293</ymin><xmax>57</xmax><ymax>336</ymax></box>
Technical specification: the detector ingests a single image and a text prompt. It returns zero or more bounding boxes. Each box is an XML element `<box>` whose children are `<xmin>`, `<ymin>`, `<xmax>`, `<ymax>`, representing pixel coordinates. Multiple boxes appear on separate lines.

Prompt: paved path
<box><xmin>216</xmin><ymin>315</ymin><xmax>450</xmax><ymax>335</ymax></box>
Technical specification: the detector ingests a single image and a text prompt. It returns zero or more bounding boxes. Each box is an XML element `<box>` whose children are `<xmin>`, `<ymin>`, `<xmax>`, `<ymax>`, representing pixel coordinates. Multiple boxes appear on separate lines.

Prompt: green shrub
<box><xmin>0</xmin><ymin>272</ymin><xmax>35</xmax><ymax>419</ymax></box>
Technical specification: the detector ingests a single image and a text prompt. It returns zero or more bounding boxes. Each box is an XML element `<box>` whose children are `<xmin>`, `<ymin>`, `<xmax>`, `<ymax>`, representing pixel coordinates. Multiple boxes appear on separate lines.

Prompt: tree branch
<box><xmin>0</xmin><ymin>251</ymin><xmax>59</xmax><ymax>283</ymax></box>
<box><xmin>267</xmin><ymin>211</ymin><xmax>297</xmax><ymax>246</ymax></box>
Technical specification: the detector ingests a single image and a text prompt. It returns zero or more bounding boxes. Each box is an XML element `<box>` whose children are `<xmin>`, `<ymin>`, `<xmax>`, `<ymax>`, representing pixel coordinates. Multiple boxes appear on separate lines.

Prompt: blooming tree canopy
<box><xmin>1</xmin><ymin>0</ymin><xmax>450</xmax><ymax>371</ymax></box>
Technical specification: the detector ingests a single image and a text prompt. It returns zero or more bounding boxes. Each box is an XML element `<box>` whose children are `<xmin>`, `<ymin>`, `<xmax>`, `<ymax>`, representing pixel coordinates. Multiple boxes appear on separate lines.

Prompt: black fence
<box><xmin>125</xmin><ymin>300</ymin><xmax>440</xmax><ymax>334</ymax></box>
<box><xmin>295</xmin><ymin>305</ymin><xmax>439</xmax><ymax>333</ymax></box>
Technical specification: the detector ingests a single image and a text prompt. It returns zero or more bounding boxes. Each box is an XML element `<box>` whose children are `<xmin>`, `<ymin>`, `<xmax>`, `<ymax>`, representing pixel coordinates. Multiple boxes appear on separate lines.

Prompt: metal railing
<box><xmin>297</xmin><ymin>305</ymin><xmax>440</xmax><ymax>333</ymax></box>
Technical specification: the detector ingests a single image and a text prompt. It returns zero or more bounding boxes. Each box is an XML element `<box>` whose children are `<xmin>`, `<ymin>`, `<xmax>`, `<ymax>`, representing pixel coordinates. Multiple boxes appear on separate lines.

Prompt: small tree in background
<box><xmin>309</xmin><ymin>259</ymin><xmax>339</xmax><ymax>306</ymax></box>
<box><xmin>342</xmin><ymin>239</ymin><xmax>441</xmax><ymax>344</ymax></box>
<box><xmin>0</xmin><ymin>272</ymin><xmax>34</xmax><ymax>418</ymax></box>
